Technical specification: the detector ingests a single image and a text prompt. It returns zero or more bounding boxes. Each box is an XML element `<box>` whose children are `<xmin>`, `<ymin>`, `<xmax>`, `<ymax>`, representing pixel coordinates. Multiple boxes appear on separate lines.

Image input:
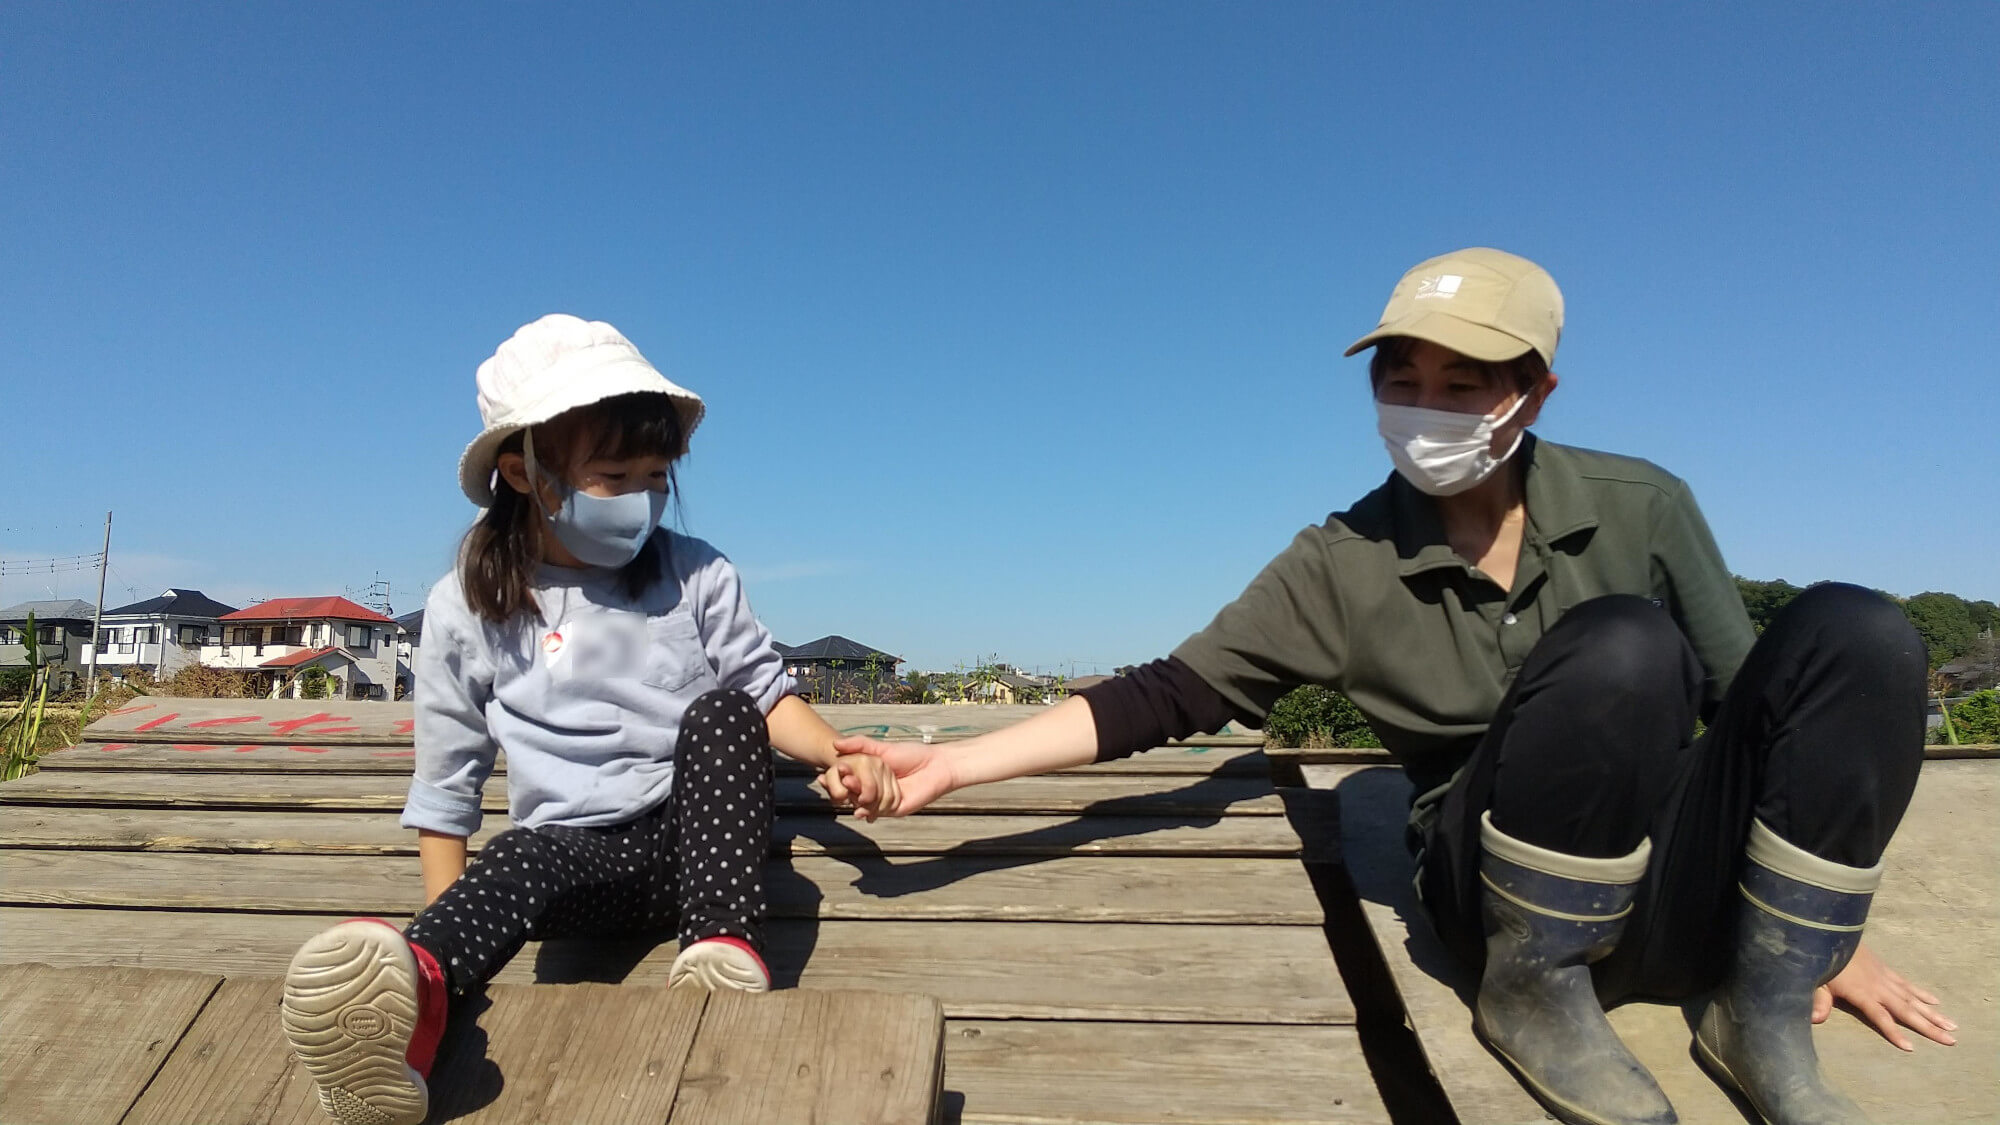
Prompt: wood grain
<box><xmin>0</xmin><ymin>964</ymin><xmax>221</xmax><ymax>1125</ymax></box>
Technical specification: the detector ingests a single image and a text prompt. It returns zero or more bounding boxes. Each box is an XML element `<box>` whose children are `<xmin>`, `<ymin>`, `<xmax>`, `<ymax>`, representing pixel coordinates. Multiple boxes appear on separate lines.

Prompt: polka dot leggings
<box><xmin>404</xmin><ymin>689</ymin><xmax>774</xmax><ymax>995</ymax></box>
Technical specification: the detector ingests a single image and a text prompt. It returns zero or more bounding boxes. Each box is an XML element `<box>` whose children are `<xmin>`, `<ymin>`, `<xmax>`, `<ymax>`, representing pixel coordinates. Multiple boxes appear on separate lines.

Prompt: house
<box><xmin>394</xmin><ymin>608</ymin><xmax>425</xmax><ymax>701</ymax></box>
<box><xmin>203</xmin><ymin>596</ymin><xmax>400</xmax><ymax>700</ymax></box>
<box><xmin>967</xmin><ymin>670</ymin><xmax>1054</xmax><ymax>705</ymax></box>
<box><xmin>776</xmin><ymin>635</ymin><xmax>902</xmax><ymax>704</ymax></box>
<box><xmin>87</xmin><ymin>588</ymin><xmax>239</xmax><ymax>681</ymax></box>
<box><xmin>1058</xmin><ymin>673</ymin><xmax>1113</xmax><ymax>696</ymax></box>
<box><xmin>0</xmin><ymin>599</ymin><xmax>97</xmax><ymax>692</ymax></box>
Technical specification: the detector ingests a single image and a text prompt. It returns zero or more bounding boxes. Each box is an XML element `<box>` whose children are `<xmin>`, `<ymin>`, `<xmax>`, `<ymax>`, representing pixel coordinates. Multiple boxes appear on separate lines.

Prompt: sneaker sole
<box><xmin>282</xmin><ymin>920</ymin><xmax>430</xmax><ymax>1125</ymax></box>
<box><xmin>669</xmin><ymin>941</ymin><xmax>771</xmax><ymax>993</ymax></box>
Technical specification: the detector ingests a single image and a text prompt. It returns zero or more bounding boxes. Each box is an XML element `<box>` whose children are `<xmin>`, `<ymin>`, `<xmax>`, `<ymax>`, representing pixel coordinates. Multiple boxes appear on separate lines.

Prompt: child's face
<box><xmin>568</xmin><ymin>452</ymin><xmax>672</xmax><ymax>499</ymax></box>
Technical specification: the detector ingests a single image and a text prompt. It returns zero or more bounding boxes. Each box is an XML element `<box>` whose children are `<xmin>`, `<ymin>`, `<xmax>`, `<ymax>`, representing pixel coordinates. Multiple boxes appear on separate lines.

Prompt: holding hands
<box><xmin>826</xmin><ymin>736</ymin><xmax>961</xmax><ymax>819</ymax></box>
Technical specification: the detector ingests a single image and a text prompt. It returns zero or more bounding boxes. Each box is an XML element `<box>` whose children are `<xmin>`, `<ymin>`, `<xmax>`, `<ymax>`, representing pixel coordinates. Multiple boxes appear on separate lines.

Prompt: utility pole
<box><xmin>85</xmin><ymin>510</ymin><xmax>112</xmax><ymax>700</ymax></box>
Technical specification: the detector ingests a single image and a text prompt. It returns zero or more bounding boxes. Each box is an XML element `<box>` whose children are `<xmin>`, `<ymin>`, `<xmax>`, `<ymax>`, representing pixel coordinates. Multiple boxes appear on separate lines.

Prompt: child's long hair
<box><xmin>459</xmin><ymin>392</ymin><xmax>685</xmax><ymax>624</ymax></box>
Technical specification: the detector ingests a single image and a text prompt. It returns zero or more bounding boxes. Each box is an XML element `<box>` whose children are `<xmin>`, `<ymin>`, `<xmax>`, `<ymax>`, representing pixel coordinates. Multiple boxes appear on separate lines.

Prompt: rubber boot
<box><xmin>1694</xmin><ymin>820</ymin><xmax>1879</xmax><ymax>1124</ymax></box>
<box><xmin>1474</xmin><ymin>811</ymin><xmax>1678</xmax><ymax>1125</ymax></box>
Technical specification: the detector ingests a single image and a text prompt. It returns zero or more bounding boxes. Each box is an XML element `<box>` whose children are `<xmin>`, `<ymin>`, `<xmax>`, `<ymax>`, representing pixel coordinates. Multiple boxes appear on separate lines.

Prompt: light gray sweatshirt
<box><xmin>402</xmin><ymin>531</ymin><xmax>795</xmax><ymax>838</ymax></box>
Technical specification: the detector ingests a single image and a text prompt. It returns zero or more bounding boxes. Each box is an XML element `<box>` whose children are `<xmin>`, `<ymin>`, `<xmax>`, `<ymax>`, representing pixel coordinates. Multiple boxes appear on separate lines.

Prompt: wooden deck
<box><xmin>0</xmin><ymin>699</ymin><xmax>1387</xmax><ymax>1124</ymax></box>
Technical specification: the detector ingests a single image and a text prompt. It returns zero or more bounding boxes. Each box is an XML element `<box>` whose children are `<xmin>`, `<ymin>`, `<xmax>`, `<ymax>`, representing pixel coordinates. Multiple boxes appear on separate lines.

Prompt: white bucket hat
<box><xmin>457</xmin><ymin>314</ymin><xmax>705</xmax><ymax>506</ymax></box>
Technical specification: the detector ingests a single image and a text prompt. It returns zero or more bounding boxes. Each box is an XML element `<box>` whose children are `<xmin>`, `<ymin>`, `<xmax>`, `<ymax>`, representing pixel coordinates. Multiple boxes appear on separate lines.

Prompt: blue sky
<box><xmin>4</xmin><ymin>3</ymin><xmax>1995</xmax><ymax>674</ymax></box>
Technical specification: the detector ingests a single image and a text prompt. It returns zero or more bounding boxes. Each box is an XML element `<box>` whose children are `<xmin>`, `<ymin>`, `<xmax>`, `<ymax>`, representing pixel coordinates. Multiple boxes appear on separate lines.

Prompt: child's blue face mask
<box><xmin>524</xmin><ymin>431</ymin><xmax>668</xmax><ymax>567</ymax></box>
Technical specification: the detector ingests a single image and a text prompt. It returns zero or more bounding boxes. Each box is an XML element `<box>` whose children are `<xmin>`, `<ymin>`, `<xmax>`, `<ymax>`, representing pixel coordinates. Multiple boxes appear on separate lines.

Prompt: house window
<box><xmin>39</xmin><ymin>625</ymin><xmax>59</xmax><ymax>644</ymax></box>
<box><xmin>135</xmin><ymin>626</ymin><xmax>157</xmax><ymax>644</ymax></box>
<box><xmin>273</xmin><ymin>625</ymin><xmax>303</xmax><ymax>646</ymax></box>
<box><xmin>0</xmin><ymin>627</ymin><xmax>17</xmax><ymax>644</ymax></box>
<box><xmin>179</xmin><ymin>624</ymin><xmax>205</xmax><ymax>646</ymax></box>
<box><xmin>347</xmin><ymin>624</ymin><xmax>372</xmax><ymax>649</ymax></box>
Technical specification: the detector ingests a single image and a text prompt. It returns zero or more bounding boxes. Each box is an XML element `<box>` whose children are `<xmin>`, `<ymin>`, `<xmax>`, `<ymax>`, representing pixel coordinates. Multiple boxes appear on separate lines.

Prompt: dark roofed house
<box><xmin>395</xmin><ymin>608</ymin><xmax>426</xmax><ymax>700</ymax></box>
<box><xmin>0</xmin><ymin>599</ymin><xmax>98</xmax><ymax>691</ymax></box>
<box><xmin>775</xmin><ymin>635</ymin><xmax>902</xmax><ymax>704</ymax></box>
<box><xmin>93</xmin><ymin>588</ymin><xmax>240</xmax><ymax>681</ymax></box>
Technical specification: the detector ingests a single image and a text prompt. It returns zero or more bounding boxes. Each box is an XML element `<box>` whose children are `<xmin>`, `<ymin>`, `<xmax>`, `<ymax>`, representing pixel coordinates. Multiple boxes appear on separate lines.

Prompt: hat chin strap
<box><xmin>521</xmin><ymin>429</ymin><xmax>563</xmax><ymax>523</ymax></box>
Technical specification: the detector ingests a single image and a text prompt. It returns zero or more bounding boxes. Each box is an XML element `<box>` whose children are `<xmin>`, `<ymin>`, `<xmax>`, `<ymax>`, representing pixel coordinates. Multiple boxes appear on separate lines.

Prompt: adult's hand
<box><xmin>1815</xmin><ymin>940</ymin><xmax>1956</xmax><ymax>1051</ymax></box>
<box><xmin>830</xmin><ymin>735</ymin><xmax>961</xmax><ymax>816</ymax></box>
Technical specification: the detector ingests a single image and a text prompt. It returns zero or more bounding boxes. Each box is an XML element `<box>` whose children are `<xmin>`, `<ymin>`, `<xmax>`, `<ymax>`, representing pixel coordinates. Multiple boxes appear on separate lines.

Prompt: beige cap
<box><xmin>457</xmin><ymin>314</ymin><xmax>705</xmax><ymax>506</ymax></box>
<box><xmin>1344</xmin><ymin>247</ymin><xmax>1563</xmax><ymax>365</ymax></box>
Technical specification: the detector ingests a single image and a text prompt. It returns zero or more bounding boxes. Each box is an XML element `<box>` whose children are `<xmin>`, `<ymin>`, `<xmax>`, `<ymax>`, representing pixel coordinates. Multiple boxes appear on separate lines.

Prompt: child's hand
<box><xmin>828</xmin><ymin>736</ymin><xmax>959</xmax><ymax>816</ymax></box>
<box><xmin>819</xmin><ymin>752</ymin><xmax>901</xmax><ymax>821</ymax></box>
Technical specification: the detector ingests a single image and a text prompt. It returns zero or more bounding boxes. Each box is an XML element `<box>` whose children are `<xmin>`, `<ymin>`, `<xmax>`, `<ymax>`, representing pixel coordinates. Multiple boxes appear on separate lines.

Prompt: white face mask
<box><xmin>1375</xmin><ymin>394</ymin><xmax>1531</xmax><ymax>496</ymax></box>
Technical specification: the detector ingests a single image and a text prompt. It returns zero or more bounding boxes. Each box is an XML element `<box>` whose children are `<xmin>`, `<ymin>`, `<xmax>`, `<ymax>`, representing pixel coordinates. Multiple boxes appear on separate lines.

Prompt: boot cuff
<box><xmin>1480</xmin><ymin>810</ymin><xmax>1652</xmax><ymax>884</ymax></box>
<box><xmin>1745</xmin><ymin>819</ymin><xmax>1882</xmax><ymax>894</ymax></box>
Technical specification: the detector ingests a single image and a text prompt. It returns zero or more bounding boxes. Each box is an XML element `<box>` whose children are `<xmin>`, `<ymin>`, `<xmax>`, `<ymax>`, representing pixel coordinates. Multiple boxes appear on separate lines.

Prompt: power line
<box><xmin>0</xmin><ymin>552</ymin><xmax>105</xmax><ymax>577</ymax></box>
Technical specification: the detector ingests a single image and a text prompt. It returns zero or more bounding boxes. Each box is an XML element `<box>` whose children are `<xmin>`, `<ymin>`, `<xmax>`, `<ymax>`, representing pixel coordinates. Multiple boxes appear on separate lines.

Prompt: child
<box><xmin>280</xmin><ymin>314</ymin><xmax>899</xmax><ymax>1125</ymax></box>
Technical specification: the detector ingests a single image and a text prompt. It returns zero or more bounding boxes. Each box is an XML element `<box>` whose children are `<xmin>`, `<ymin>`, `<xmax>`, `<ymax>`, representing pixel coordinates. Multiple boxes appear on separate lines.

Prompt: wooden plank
<box><xmin>0</xmin><ymin>770</ymin><xmax>1287</xmax><ymax>817</ymax></box>
<box><xmin>83</xmin><ymin>698</ymin><xmax>1263</xmax><ymax>747</ymax></box>
<box><xmin>669</xmin><ymin>989</ymin><xmax>943</xmax><ymax>1125</ymax></box>
<box><xmin>43</xmin><ymin>739</ymin><xmax>1273</xmax><ymax>777</ymax></box>
<box><xmin>0</xmin><ymin>850</ymin><xmax>1326</xmax><ymax>924</ymax></box>
<box><xmin>426</xmin><ymin>981</ymin><xmax>708</xmax><ymax>1124</ymax></box>
<box><xmin>120</xmin><ymin>976</ymin><xmax>324</xmax><ymax>1125</ymax></box>
<box><xmin>0</xmin><ymin>805</ymin><xmax>1321</xmax><ymax>860</ymax></box>
<box><xmin>0</xmin><ymin>964</ymin><xmax>222</xmax><ymax>1125</ymax></box>
<box><xmin>0</xmin><ymin>911</ymin><xmax>1352</xmax><ymax>1024</ymax></box>
<box><xmin>943</xmin><ymin>1020</ymin><xmax>1390</xmax><ymax>1124</ymax></box>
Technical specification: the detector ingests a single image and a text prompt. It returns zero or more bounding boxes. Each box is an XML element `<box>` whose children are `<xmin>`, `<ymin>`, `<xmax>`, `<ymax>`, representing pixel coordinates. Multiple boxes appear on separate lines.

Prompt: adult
<box><xmin>836</xmin><ymin>249</ymin><xmax>1952</xmax><ymax>1125</ymax></box>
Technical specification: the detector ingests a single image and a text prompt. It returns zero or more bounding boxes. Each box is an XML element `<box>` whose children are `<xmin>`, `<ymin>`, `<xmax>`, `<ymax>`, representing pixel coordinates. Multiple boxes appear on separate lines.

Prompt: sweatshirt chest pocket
<box><xmin>642</xmin><ymin>612</ymin><xmax>712</xmax><ymax>692</ymax></box>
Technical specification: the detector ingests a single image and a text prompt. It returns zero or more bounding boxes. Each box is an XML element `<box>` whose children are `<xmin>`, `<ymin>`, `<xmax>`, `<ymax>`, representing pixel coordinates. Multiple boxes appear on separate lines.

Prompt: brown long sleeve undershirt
<box><xmin>1076</xmin><ymin>656</ymin><xmax>1254</xmax><ymax>761</ymax></box>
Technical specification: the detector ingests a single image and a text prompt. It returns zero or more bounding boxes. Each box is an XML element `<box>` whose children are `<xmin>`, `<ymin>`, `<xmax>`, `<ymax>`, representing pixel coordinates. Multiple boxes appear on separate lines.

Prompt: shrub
<box><xmin>1263</xmin><ymin>685</ymin><xmax>1381</xmax><ymax>749</ymax></box>
<box><xmin>159</xmin><ymin>664</ymin><xmax>258</xmax><ymax>698</ymax></box>
<box><xmin>1950</xmin><ymin>689</ymin><xmax>2000</xmax><ymax>744</ymax></box>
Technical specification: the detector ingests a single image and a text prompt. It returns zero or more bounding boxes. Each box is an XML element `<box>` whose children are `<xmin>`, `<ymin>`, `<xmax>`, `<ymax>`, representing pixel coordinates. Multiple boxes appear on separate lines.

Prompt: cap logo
<box><xmin>1414</xmin><ymin>274</ymin><xmax>1462</xmax><ymax>300</ymax></box>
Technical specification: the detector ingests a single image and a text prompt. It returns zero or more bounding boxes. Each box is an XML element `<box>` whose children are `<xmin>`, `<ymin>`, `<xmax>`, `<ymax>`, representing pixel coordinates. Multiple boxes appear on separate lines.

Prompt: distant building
<box><xmin>394</xmin><ymin>608</ymin><xmax>425</xmax><ymax>701</ymax></box>
<box><xmin>0</xmin><ymin>599</ymin><xmax>97</xmax><ymax>692</ymax></box>
<box><xmin>206</xmin><ymin>596</ymin><xmax>400</xmax><ymax>700</ymax></box>
<box><xmin>88</xmin><ymin>588</ymin><xmax>239</xmax><ymax>681</ymax></box>
<box><xmin>1059</xmin><ymin>674</ymin><xmax>1112</xmax><ymax>696</ymax></box>
<box><xmin>967</xmin><ymin>670</ymin><xmax>1053</xmax><ymax>705</ymax></box>
<box><xmin>776</xmin><ymin>635</ymin><xmax>902</xmax><ymax>703</ymax></box>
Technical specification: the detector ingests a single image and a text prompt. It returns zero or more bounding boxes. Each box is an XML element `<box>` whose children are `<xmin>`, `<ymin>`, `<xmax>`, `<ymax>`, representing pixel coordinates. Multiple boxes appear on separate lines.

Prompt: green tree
<box><xmin>1735</xmin><ymin>577</ymin><xmax>1805</xmax><ymax>634</ymax></box>
<box><xmin>1949</xmin><ymin>690</ymin><xmax>2000</xmax><ymax>744</ymax></box>
<box><xmin>1903</xmin><ymin>592</ymin><xmax>1978</xmax><ymax>670</ymax></box>
<box><xmin>1967</xmin><ymin>600</ymin><xmax>1998</xmax><ymax>636</ymax></box>
<box><xmin>1263</xmin><ymin>685</ymin><xmax>1381</xmax><ymax>749</ymax></box>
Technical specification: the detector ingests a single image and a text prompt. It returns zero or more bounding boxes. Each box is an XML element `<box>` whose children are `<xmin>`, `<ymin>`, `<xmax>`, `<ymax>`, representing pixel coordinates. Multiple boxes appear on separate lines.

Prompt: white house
<box><xmin>87</xmin><ymin>588</ymin><xmax>239</xmax><ymax>680</ymax></box>
<box><xmin>205</xmin><ymin>596</ymin><xmax>400</xmax><ymax>701</ymax></box>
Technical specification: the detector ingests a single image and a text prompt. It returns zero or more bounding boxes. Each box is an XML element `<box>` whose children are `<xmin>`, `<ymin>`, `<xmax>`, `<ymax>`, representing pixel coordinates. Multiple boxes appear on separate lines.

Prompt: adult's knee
<box><xmin>1769</xmin><ymin>583</ymin><xmax>1926</xmax><ymax>687</ymax></box>
<box><xmin>1532</xmin><ymin>596</ymin><xmax>1700</xmax><ymax>722</ymax></box>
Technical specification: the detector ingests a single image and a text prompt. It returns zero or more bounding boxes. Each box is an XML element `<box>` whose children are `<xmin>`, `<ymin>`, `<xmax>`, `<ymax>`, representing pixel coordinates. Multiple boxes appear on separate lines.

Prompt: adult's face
<box><xmin>1373</xmin><ymin>338</ymin><xmax>1554</xmax><ymax>459</ymax></box>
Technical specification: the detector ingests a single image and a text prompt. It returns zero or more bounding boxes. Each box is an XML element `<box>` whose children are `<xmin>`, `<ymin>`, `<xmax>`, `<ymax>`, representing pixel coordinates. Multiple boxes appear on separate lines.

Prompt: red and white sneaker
<box><xmin>282</xmin><ymin>918</ymin><xmax>448</xmax><ymax>1125</ymax></box>
<box><xmin>669</xmin><ymin>936</ymin><xmax>771</xmax><ymax>993</ymax></box>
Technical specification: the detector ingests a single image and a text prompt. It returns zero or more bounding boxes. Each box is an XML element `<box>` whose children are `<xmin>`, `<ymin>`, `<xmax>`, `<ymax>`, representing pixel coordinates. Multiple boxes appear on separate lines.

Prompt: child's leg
<box><xmin>283</xmin><ymin>815</ymin><xmax>669</xmax><ymax>1125</ymax></box>
<box><xmin>405</xmin><ymin>814</ymin><xmax>668</xmax><ymax>995</ymax></box>
<box><xmin>666</xmin><ymin>689</ymin><xmax>776</xmax><ymax>989</ymax></box>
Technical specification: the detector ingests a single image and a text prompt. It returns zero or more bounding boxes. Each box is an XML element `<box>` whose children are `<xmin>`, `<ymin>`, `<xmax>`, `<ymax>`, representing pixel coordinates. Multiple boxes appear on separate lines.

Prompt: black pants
<box><xmin>1418</xmin><ymin>584</ymin><xmax>1926</xmax><ymax>1002</ymax></box>
<box><xmin>405</xmin><ymin>689</ymin><xmax>775</xmax><ymax>995</ymax></box>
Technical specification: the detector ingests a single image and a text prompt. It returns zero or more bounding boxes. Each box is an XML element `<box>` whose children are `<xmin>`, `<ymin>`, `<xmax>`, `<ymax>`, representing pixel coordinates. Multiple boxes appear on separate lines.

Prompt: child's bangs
<box><xmin>556</xmin><ymin>392</ymin><xmax>685</xmax><ymax>465</ymax></box>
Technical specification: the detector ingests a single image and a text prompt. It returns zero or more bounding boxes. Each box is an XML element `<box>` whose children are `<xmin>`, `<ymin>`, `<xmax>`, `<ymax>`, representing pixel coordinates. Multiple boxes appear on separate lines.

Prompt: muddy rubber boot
<box><xmin>1694</xmin><ymin>820</ymin><xmax>1879</xmax><ymax>1125</ymax></box>
<box><xmin>1474</xmin><ymin>811</ymin><xmax>1677</xmax><ymax>1125</ymax></box>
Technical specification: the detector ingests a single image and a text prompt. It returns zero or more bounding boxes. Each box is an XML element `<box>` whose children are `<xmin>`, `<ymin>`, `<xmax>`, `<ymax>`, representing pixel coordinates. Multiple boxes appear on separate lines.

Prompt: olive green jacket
<box><xmin>1172</xmin><ymin>435</ymin><xmax>1755</xmax><ymax>802</ymax></box>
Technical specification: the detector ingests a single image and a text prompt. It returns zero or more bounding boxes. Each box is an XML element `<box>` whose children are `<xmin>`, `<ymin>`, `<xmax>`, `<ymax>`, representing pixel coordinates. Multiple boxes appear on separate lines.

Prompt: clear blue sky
<box><xmin>4</xmin><ymin>3</ymin><xmax>1995</xmax><ymax>674</ymax></box>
